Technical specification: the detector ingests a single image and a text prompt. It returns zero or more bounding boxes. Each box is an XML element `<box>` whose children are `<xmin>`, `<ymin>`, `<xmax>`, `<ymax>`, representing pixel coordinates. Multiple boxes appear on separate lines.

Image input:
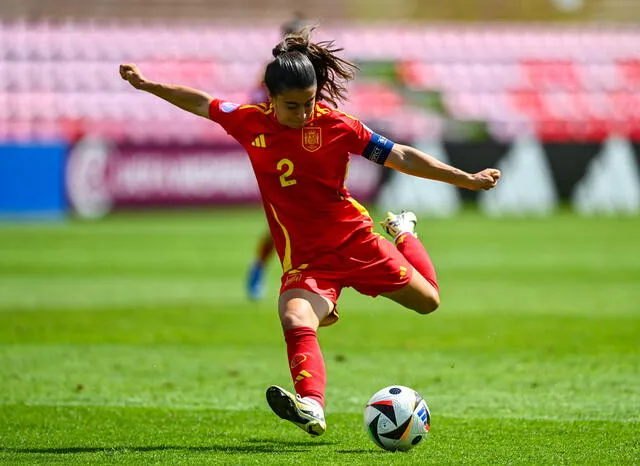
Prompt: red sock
<box><xmin>284</xmin><ymin>326</ymin><xmax>326</xmax><ymax>408</ymax></box>
<box><xmin>395</xmin><ymin>233</ymin><xmax>439</xmax><ymax>293</ymax></box>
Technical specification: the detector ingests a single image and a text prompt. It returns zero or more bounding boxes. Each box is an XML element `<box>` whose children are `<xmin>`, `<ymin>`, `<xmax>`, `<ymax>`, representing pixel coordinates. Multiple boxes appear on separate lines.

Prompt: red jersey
<box><xmin>209</xmin><ymin>99</ymin><xmax>393</xmax><ymax>273</ymax></box>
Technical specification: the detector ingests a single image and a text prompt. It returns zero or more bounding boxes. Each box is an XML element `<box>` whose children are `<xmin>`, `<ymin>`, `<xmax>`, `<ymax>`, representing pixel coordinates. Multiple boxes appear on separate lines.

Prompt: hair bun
<box><xmin>287</xmin><ymin>43</ymin><xmax>308</xmax><ymax>54</ymax></box>
<box><xmin>272</xmin><ymin>44</ymin><xmax>287</xmax><ymax>58</ymax></box>
<box><xmin>272</xmin><ymin>41</ymin><xmax>308</xmax><ymax>58</ymax></box>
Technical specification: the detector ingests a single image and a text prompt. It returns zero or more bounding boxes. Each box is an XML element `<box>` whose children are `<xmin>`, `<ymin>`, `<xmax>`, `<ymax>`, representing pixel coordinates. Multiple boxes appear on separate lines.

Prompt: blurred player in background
<box><xmin>120</xmin><ymin>27</ymin><xmax>500</xmax><ymax>437</ymax></box>
<box><xmin>247</xmin><ymin>13</ymin><xmax>308</xmax><ymax>301</ymax></box>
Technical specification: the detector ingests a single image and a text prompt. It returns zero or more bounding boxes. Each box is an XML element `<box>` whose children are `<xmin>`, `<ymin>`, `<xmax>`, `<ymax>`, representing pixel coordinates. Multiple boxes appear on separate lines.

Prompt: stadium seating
<box><xmin>1</xmin><ymin>20</ymin><xmax>639</xmax><ymax>143</ymax></box>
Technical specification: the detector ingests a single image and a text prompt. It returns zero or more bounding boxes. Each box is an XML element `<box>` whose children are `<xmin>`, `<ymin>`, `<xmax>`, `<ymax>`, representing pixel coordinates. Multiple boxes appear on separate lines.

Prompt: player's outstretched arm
<box><xmin>384</xmin><ymin>143</ymin><xmax>501</xmax><ymax>191</ymax></box>
<box><xmin>119</xmin><ymin>64</ymin><xmax>213</xmax><ymax>119</ymax></box>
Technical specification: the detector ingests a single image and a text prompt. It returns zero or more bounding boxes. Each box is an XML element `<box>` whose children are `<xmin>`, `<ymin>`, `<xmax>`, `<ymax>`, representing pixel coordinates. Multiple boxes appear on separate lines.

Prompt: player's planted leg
<box><xmin>267</xmin><ymin>290</ymin><xmax>331</xmax><ymax>436</ymax></box>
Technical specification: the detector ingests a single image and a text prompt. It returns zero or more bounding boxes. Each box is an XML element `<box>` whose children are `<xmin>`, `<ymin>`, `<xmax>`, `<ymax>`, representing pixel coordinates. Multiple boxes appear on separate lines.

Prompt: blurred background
<box><xmin>1</xmin><ymin>0</ymin><xmax>639</xmax><ymax>219</ymax></box>
<box><xmin>1</xmin><ymin>4</ymin><xmax>639</xmax><ymax>462</ymax></box>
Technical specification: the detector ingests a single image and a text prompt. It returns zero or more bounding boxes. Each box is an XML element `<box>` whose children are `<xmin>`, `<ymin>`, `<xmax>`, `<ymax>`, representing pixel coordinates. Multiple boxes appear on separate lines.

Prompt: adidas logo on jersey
<box><xmin>251</xmin><ymin>134</ymin><xmax>267</xmax><ymax>148</ymax></box>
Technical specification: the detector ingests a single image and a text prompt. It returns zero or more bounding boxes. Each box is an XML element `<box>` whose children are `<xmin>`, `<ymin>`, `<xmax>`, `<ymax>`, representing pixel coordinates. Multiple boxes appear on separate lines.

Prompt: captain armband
<box><xmin>361</xmin><ymin>133</ymin><xmax>395</xmax><ymax>165</ymax></box>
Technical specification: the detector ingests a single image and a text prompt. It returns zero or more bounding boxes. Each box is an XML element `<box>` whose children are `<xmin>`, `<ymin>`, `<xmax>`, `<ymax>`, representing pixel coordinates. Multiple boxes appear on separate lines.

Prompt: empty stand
<box><xmin>2</xmin><ymin>21</ymin><xmax>639</xmax><ymax>143</ymax></box>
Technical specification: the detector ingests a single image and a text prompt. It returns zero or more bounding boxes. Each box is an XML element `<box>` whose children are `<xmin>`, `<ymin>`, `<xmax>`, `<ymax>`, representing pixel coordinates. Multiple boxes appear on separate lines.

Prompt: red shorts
<box><xmin>279</xmin><ymin>229</ymin><xmax>413</xmax><ymax>326</ymax></box>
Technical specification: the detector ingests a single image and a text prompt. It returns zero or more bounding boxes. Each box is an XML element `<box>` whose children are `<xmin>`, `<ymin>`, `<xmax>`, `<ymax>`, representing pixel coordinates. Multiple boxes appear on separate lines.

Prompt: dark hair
<box><xmin>264</xmin><ymin>27</ymin><xmax>359</xmax><ymax>107</ymax></box>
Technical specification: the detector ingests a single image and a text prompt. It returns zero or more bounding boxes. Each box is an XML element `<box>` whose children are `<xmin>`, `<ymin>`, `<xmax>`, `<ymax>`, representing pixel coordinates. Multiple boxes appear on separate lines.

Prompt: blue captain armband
<box><xmin>362</xmin><ymin>133</ymin><xmax>394</xmax><ymax>165</ymax></box>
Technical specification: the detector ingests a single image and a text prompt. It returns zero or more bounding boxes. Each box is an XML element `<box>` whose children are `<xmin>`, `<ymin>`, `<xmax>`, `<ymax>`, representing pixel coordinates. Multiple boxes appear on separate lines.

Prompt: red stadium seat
<box><xmin>3</xmin><ymin>21</ymin><xmax>640</xmax><ymax>143</ymax></box>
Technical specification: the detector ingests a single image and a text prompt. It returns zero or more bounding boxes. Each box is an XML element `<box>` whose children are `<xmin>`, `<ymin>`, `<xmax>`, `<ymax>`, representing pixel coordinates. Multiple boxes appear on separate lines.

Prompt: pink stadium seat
<box><xmin>2</xmin><ymin>21</ymin><xmax>640</xmax><ymax>143</ymax></box>
<box><xmin>580</xmin><ymin>64</ymin><xmax>620</xmax><ymax>91</ymax></box>
<box><xmin>348</xmin><ymin>83</ymin><xmax>403</xmax><ymax>117</ymax></box>
<box><xmin>445</xmin><ymin>92</ymin><xmax>482</xmax><ymax>120</ymax></box>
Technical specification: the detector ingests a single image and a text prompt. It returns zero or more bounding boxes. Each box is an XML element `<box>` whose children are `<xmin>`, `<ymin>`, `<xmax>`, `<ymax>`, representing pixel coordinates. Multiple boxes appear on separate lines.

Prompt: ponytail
<box><xmin>265</xmin><ymin>27</ymin><xmax>358</xmax><ymax>107</ymax></box>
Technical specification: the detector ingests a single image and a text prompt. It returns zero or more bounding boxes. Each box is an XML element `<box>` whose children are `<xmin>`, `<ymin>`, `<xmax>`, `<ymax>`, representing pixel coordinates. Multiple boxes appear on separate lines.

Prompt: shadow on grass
<box><xmin>336</xmin><ymin>449</ymin><xmax>385</xmax><ymax>454</ymax></box>
<box><xmin>3</xmin><ymin>438</ymin><xmax>334</xmax><ymax>455</ymax></box>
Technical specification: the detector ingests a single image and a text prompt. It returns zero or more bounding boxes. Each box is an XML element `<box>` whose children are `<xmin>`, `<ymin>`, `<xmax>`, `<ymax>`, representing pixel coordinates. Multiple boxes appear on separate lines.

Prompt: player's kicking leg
<box><xmin>381</xmin><ymin>211</ymin><xmax>440</xmax><ymax>314</ymax></box>
<box><xmin>380</xmin><ymin>210</ymin><xmax>418</xmax><ymax>241</ymax></box>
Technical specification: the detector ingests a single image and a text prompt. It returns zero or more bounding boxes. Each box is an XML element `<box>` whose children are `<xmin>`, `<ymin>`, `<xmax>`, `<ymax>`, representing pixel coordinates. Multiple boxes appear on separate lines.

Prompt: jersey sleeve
<box><xmin>208</xmin><ymin>98</ymin><xmax>249</xmax><ymax>140</ymax></box>
<box><xmin>342</xmin><ymin>116</ymin><xmax>395</xmax><ymax>165</ymax></box>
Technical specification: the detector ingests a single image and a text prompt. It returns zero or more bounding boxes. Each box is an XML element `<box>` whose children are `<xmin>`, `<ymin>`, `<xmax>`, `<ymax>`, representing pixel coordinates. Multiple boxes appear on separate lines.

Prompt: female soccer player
<box><xmin>119</xmin><ymin>28</ymin><xmax>500</xmax><ymax>437</ymax></box>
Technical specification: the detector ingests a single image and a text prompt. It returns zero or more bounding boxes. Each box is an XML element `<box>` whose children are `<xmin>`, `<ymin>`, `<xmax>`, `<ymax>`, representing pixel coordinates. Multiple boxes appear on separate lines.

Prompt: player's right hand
<box><xmin>119</xmin><ymin>64</ymin><xmax>147</xmax><ymax>90</ymax></box>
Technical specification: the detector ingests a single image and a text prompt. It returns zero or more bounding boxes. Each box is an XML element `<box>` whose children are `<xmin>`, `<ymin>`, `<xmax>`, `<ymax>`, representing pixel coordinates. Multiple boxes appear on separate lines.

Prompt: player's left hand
<box><xmin>119</xmin><ymin>63</ymin><xmax>148</xmax><ymax>90</ymax></box>
<box><xmin>467</xmin><ymin>168</ymin><xmax>501</xmax><ymax>191</ymax></box>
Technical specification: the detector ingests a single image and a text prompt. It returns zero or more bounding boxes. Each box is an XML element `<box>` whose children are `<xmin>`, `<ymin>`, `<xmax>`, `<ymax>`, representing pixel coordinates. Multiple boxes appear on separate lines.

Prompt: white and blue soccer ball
<box><xmin>364</xmin><ymin>385</ymin><xmax>431</xmax><ymax>452</ymax></box>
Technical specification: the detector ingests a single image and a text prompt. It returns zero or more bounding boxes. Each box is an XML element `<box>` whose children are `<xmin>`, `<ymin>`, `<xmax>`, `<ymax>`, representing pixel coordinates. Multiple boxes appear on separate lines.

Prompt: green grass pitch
<box><xmin>0</xmin><ymin>208</ymin><xmax>638</xmax><ymax>465</ymax></box>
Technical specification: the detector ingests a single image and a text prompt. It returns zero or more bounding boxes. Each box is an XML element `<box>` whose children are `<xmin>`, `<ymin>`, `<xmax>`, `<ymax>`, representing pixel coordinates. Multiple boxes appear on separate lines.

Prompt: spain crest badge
<box><xmin>302</xmin><ymin>127</ymin><xmax>322</xmax><ymax>152</ymax></box>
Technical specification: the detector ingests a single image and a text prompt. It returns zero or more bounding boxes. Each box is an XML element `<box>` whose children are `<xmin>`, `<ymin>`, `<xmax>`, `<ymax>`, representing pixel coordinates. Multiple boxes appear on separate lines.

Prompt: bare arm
<box><xmin>384</xmin><ymin>143</ymin><xmax>501</xmax><ymax>191</ymax></box>
<box><xmin>119</xmin><ymin>64</ymin><xmax>213</xmax><ymax>119</ymax></box>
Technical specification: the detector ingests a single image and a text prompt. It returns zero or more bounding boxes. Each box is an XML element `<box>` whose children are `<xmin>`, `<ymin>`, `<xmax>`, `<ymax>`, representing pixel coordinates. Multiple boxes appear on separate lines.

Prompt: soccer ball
<box><xmin>364</xmin><ymin>385</ymin><xmax>430</xmax><ymax>452</ymax></box>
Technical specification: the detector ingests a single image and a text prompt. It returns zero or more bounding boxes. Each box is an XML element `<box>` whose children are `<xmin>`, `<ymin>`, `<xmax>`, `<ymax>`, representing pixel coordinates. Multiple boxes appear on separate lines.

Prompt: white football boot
<box><xmin>265</xmin><ymin>385</ymin><xmax>326</xmax><ymax>437</ymax></box>
<box><xmin>380</xmin><ymin>211</ymin><xmax>418</xmax><ymax>241</ymax></box>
